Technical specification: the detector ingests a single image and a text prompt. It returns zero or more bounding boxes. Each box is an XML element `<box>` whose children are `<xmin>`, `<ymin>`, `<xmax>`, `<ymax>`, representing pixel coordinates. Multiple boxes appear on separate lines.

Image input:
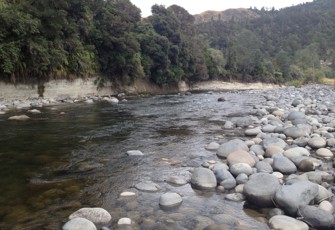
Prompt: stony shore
<box><xmin>2</xmin><ymin>83</ymin><xmax>335</xmax><ymax>229</ymax></box>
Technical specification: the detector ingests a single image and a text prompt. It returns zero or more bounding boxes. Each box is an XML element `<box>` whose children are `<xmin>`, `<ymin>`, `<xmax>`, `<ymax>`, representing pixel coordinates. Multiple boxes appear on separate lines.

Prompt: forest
<box><xmin>0</xmin><ymin>0</ymin><xmax>334</xmax><ymax>87</ymax></box>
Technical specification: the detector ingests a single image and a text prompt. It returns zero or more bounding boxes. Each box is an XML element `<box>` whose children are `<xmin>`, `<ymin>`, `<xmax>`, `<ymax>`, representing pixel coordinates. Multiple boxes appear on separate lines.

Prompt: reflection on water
<box><xmin>0</xmin><ymin>91</ymin><xmax>269</xmax><ymax>229</ymax></box>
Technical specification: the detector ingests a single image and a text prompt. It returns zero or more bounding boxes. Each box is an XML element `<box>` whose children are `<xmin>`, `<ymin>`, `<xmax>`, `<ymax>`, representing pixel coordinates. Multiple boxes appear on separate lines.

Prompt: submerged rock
<box><xmin>135</xmin><ymin>181</ymin><xmax>161</xmax><ymax>192</ymax></box>
<box><xmin>191</xmin><ymin>167</ymin><xmax>217</xmax><ymax>191</ymax></box>
<box><xmin>63</xmin><ymin>217</ymin><xmax>97</xmax><ymax>230</ymax></box>
<box><xmin>269</xmin><ymin>215</ymin><xmax>308</xmax><ymax>230</ymax></box>
<box><xmin>298</xmin><ymin>205</ymin><xmax>335</xmax><ymax>229</ymax></box>
<box><xmin>69</xmin><ymin>207</ymin><xmax>111</xmax><ymax>226</ymax></box>
<box><xmin>159</xmin><ymin>193</ymin><xmax>183</xmax><ymax>208</ymax></box>
<box><xmin>8</xmin><ymin>115</ymin><xmax>31</xmax><ymax>121</ymax></box>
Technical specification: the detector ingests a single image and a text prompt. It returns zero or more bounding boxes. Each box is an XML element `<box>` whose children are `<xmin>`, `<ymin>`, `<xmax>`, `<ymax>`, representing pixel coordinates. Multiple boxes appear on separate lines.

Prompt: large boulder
<box><xmin>298</xmin><ymin>205</ymin><xmax>335</xmax><ymax>229</ymax></box>
<box><xmin>269</xmin><ymin>215</ymin><xmax>308</xmax><ymax>230</ymax></box>
<box><xmin>69</xmin><ymin>207</ymin><xmax>111</xmax><ymax>226</ymax></box>
<box><xmin>217</xmin><ymin>139</ymin><xmax>248</xmax><ymax>158</ymax></box>
<box><xmin>243</xmin><ymin>173</ymin><xmax>280</xmax><ymax>207</ymax></box>
<box><xmin>191</xmin><ymin>167</ymin><xmax>217</xmax><ymax>191</ymax></box>
<box><xmin>274</xmin><ymin>181</ymin><xmax>319</xmax><ymax>216</ymax></box>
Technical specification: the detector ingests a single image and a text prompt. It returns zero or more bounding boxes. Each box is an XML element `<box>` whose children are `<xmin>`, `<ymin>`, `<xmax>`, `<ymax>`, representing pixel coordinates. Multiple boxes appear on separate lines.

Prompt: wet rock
<box><xmin>298</xmin><ymin>205</ymin><xmax>335</xmax><ymax>229</ymax></box>
<box><xmin>205</xmin><ymin>142</ymin><xmax>220</xmax><ymax>151</ymax></box>
<box><xmin>191</xmin><ymin>167</ymin><xmax>217</xmax><ymax>191</ymax></box>
<box><xmin>165</xmin><ymin>176</ymin><xmax>188</xmax><ymax>185</ymax></box>
<box><xmin>135</xmin><ymin>181</ymin><xmax>161</xmax><ymax>192</ymax></box>
<box><xmin>223</xmin><ymin>121</ymin><xmax>234</xmax><ymax>129</ymax></box>
<box><xmin>120</xmin><ymin>191</ymin><xmax>136</xmax><ymax>197</ymax></box>
<box><xmin>298</xmin><ymin>159</ymin><xmax>314</xmax><ymax>172</ymax></box>
<box><xmin>159</xmin><ymin>193</ymin><xmax>182</xmax><ymax>208</ymax></box>
<box><xmin>63</xmin><ymin>217</ymin><xmax>97</xmax><ymax>230</ymax></box>
<box><xmin>316</xmin><ymin>148</ymin><xmax>333</xmax><ymax>158</ymax></box>
<box><xmin>235</xmin><ymin>116</ymin><xmax>258</xmax><ymax>128</ymax></box>
<box><xmin>8</xmin><ymin>115</ymin><xmax>31</xmax><ymax>121</ymax></box>
<box><xmin>227</xmin><ymin>150</ymin><xmax>256</xmax><ymax>167</ymax></box>
<box><xmin>243</xmin><ymin>173</ymin><xmax>280</xmax><ymax>207</ymax></box>
<box><xmin>217</xmin><ymin>97</ymin><xmax>226</xmax><ymax>102</ymax></box>
<box><xmin>117</xmin><ymin>217</ymin><xmax>132</xmax><ymax>225</ymax></box>
<box><xmin>255</xmin><ymin>161</ymin><xmax>273</xmax><ymax>173</ymax></box>
<box><xmin>274</xmin><ymin>180</ymin><xmax>319</xmax><ymax>215</ymax></box>
<box><xmin>229</xmin><ymin>163</ymin><xmax>253</xmax><ymax>176</ymax></box>
<box><xmin>283</xmin><ymin>147</ymin><xmax>310</xmax><ymax>161</ymax></box>
<box><xmin>126</xmin><ymin>150</ymin><xmax>144</xmax><ymax>156</ymax></box>
<box><xmin>269</xmin><ymin>215</ymin><xmax>308</xmax><ymax>230</ymax></box>
<box><xmin>272</xmin><ymin>154</ymin><xmax>297</xmax><ymax>174</ymax></box>
<box><xmin>225</xmin><ymin>193</ymin><xmax>245</xmax><ymax>202</ymax></box>
<box><xmin>308</xmin><ymin>136</ymin><xmax>327</xmax><ymax>149</ymax></box>
<box><xmin>28</xmin><ymin>109</ymin><xmax>42</xmax><ymax>114</ymax></box>
<box><xmin>217</xmin><ymin>139</ymin><xmax>249</xmax><ymax>158</ymax></box>
<box><xmin>69</xmin><ymin>207</ymin><xmax>111</xmax><ymax>226</ymax></box>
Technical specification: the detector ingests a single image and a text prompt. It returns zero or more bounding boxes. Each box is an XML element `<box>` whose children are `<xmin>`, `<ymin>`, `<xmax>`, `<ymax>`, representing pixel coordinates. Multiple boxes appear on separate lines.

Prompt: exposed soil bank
<box><xmin>0</xmin><ymin>78</ymin><xmax>279</xmax><ymax>101</ymax></box>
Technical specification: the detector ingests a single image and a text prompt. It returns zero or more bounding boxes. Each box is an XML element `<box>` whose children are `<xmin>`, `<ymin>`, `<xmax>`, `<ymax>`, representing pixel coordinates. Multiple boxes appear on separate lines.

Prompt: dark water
<box><xmin>0</xmin><ymin>91</ymin><xmax>269</xmax><ymax>229</ymax></box>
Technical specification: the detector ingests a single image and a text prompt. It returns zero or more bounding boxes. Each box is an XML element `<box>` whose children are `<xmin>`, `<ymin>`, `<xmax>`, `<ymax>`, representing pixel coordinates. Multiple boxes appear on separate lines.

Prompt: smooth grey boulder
<box><xmin>191</xmin><ymin>167</ymin><xmax>217</xmax><ymax>191</ymax></box>
<box><xmin>213</xmin><ymin>168</ymin><xmax>236</xmax><ymax>190</ymax></box>
<box><xmin>283</xmin><ymin>127</ymin><xmax>307</xmax><ymax>139</ymax></box>
<box><xmin>315</xmin><ymin>185</ymin><xmax>334</xmax><ymax>203</ymax></box>
<box><xmin>63</xmin><ymin>217</ymin><xmax>97</xmax><ymax>230</ymax></box>
<box><xmin>69</xmin><ymin>208</ymin><xmax>111</xmax><ymax>226</ymax></box>
<box><xmin>287</xmin><ymin>111</ymin><xmax>305</xmax><ymax>121</ymax></box>
<box><xmin>272</xmin><ymin>155</ymin><xmax>297</xmax><ymax>174</ymax></box>
<box><xmin>283</xmin><ymin>147</ymin><xmax>310</xmax><ymax>161</ymax></box>
<box><xmin>298</xmin><ymin>205</ymin><xmax>335</xmax><ymax>229</ymax></box>
<box><xmin>249</xmin><ymin>145</ymin><xmax>265</xmax><ymax>156</ymax></box>
<box><xmin>217</xmin><ymin>139</ymin><xmax>248</xmax><ymax>158</ymax></box>
<box><xmin>243</xmin><ymin>173</ymin><xmax>280</xmax><ymax>207</ymax></box>
<box><xmin>245</xmin><ymin>127</ymin><xmax>262</xmax><ymax>136</ymax></box>
<box><xmin>274</xmin><ymin>181</ymin><xmax>319</xmax><ymax>215</ymax></box>
<box><xmin>269</xmin><ymin>215</ymin><xmax>308</xmax><ymax>230</ymax></box>
<box><xmin>236</xmin><ymin>173</ymin><xmax>249</xmax><ymax>184</ymax></box>
<box><xmin>255</xmin><ymin>161</ymin><xmax>273</xmax><ymax>173</ymax></box>
<box><xmin>229</xmin><ymin>163</ymin><xmax>253</xmax><ymax>176</ymax></box>
<box><xmin>159</xmin><ymin>193</ymin><xmax>182</xmax><ymax>208</ymax></box>
<box><xmin>135</xmin><ymin>181</ymin><xmax>161</xmax><ymax>192</ymax></box>
<box><xmin>307</xmin><ymin>136</ymin><xmax>327</xmax><ymax>149</ymax></box>
<box><xmin>227</xmin><ymin>150</ymin><xmax>256</xmax><ymax>167</ymax></box>
<box><xmin>262</xmin><ymin>137</ymin><xmax>287</xmax><ymax>149</ymax></box>
<box><xmin>293</xmin><ymin>137</ymin><xmax>309</xmax><ymax>147</ymax></box>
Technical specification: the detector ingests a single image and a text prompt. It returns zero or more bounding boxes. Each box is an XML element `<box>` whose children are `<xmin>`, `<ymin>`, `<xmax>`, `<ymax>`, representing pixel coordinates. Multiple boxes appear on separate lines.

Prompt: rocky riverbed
<box><xmin>1</xmin><ymin>84</ymin><xmax>335</xmax><ymax>229</ymax></box>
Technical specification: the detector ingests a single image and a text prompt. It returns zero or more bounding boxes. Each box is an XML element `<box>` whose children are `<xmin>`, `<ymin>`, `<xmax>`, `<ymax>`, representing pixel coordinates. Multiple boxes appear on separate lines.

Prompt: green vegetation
<box><xmin>0</xmin><ymin>0</ymin><xmax>334</xmax><ymax>86</ymax></box>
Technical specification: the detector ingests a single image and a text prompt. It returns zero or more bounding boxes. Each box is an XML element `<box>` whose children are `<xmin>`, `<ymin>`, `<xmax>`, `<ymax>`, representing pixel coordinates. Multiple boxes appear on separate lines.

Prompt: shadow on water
<box><xmin>0</xmin><ymin>92</ymin><xmax>269</xmax><ymax>229</ymax></box>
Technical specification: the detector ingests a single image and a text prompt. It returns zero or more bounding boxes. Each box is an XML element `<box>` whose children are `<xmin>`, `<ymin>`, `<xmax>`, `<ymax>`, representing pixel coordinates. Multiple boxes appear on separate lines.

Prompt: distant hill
<box><xmin>194</xmin><ymin>8</ymin><xmax>260</xmax><ymax>24</ymax></box>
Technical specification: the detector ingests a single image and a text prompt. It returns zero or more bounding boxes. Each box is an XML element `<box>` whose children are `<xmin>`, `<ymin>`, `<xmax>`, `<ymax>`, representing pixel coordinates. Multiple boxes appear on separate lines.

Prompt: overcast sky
<box><xmin>130</xmin><ymin>0</ymin><xmax>314</xmax><ymax>17</ymax></box>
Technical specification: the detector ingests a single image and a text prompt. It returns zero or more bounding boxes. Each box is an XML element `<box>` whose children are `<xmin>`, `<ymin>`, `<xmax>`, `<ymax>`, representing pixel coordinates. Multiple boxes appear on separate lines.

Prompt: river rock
<box><xmin>217</xmin><ymin>139</ymin><xmax>248</xmax><ymax>158</ymax></box>
<box><xmin>298</xmin><ymin>205</ymin><xmax>335</xmax><ymax>229</ymax></box>
<box><xmin>69</xmin><ymin>207</ymin><xmax>111</xmax><ymax>226</ymax></box>
<box><xmin>231</xmin><ymin>161</ymin><xmax>253</xmax><ymax>174</ymax></box>
<box><xmin>245</xmin><ymin>127</ymin><xmax>262</xmax><ymax>136</ymax></box>
<box><xmin>319</xmin><ymin>200</ymin><xmax>334</xmax><ymax>213</ymax></box>
<box><xmin>227</xmin><ymin>150</ymin><xmax>256</xmax><ymax>167</ymax></box>
<box><xmin>120</xmin><ymin>191</ymin><xmax>136</xmax><ymax>197</ymax></box>
<box><xmin>272</xmin><ymin>154</ymin><xmax>297</xmax><ymax>174</ymax></box>
<box><xmin>135</xmin><ymin>181</ymin><xmax>161</xmax><ymax>192</ymax></box>
<box><xmin>265</xmin><ymin>145</ymin><xmax>284</xmax><ymax>157</ymax></box>
<box><xmin>205</xmin><ymin>142</ymin><xmax>220</xmax><ymax>151</ymax></box>
<box><xmin>307</xmin><ymin>136</ymin><xmax>327</xmax><ymax>149</ymax></box>
<box><xmin>274</xmin><ymin>180</ymin><xmax>319</xmax><ymax>215</ymax></box>
<box><xmin>315</xmin><ymin>185</ymin><xmax>333</xmax><ymax>203</ymax></box>
<box><xmin>8</xmin><ymin>115</ymin><xmax>31</xmax><ymax>121</ymax></box>
<box><xmin>243</xmin><ymin>173</ymin><xmax>280</xmax><ymax>207</ymax></box>
<box><xmin>298</xmin><ymin>159</ymin><xmax>314</xmax><ymax>172</ymax></box>
<box><xmin>63</xmin><ymin>217</ymin><xmax>97</xmax><ymax>230</ymax></box>
<box><xmin>287</xmin><ymin>111</ymin><xmax>305</xmax><ymax>121</ymax></box>
<box><xmin>267</xmin><ymin>208</ymin><xmax>285</xmax><ymax>219</ymax></box>
<box><xmin>236</xmin><ymin>173</ymin><xmax>249</xmax><ymax>184</ymax></box>
<box><xmin>316</xmin><ymin>148</ymin><xmax>333</xmax><ymax>158</ymax></box>
<box><xmin>213</xmin><ymin>168</ymin><xmax>236</xmax><ymax>190</ymax></box>
<box><xmin>159</xmin><ymin>193</ymin><xmax>182</xmax><ymax>208</ymax></box>
<box><xmin>191</xmin><ymin>167</ymin><xmax>217</xmax><ymax>191</ymax></box>
<box><xmin>269</xmin><ymin>215</ymin><xmax>308</xmax><ymax>230</ymax></box>
<box><xmin>283</xmin><ymin>127</ymin><xmax>307</xmax><ymax>139</ymax></box>
<box><xmin>249</xmin><ymin>144</ymin><xmax>265</xmax><ymax>156</ymax></box>
<box><xmin>165</xmin><ymin>176</ymin><xmax>189</xmax><ymax>185</ymax></box>
<box><xmin>283</xmin><ymin>147</ymin><xmax>310</xmax><ymax>161</ymax></box>
<box><xmin>293</xmin><ymin>137</ymin><xmax>309</xmax><ymax>147</ymax></box>
<box><xmin>225</xmin><ymin>193</ymin><xmax>245</xmax><ymax>202</ymax></box>
<box><xmin>28</xmin><ymin>109</ymin><xmax>42</xmax><ymax>114</ymax></box>
<box><xmin>262</xmin><ymin>137</ymin><xmax>287</xmax><ymax>149</ymax></box>
<box><xmin>262</xmin><ymin>124</ymin><xmax>277</xmax><ymax>133</ymax></box>
<box><xmin>117</xmin><ymin>217</ymin><xmax>132</xmax><ymax>225</ymax></box>
<box><xmin>126</xmin><ymin>150</ymin><xmax>144</xmax><ymax>156</ymax></box>
<box><xmin>255</xmin><ymin>161</ymin><xmax>273</xmax><ymax>173</ymax></box>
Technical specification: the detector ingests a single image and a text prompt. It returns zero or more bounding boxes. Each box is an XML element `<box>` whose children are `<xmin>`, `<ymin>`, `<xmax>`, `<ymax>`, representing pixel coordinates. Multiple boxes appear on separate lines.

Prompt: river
<box><xmin>0</xmin><ymin>90</ymin><xmax>270</xmax><ymax>229</ymax></box>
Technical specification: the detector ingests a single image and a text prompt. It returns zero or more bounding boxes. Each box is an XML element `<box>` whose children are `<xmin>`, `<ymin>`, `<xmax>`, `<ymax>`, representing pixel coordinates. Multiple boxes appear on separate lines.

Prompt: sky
<box><xmin>130</xmin><ymin>0</ymin><xmax>314</xmax><ymax>17</ymax></box>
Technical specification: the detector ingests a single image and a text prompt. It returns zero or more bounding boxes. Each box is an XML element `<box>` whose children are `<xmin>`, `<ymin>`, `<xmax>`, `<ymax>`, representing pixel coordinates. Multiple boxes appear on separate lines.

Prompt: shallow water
<box><xmin>0</xmin><ymin>91</ymin><xmax>269</xmax><ymax>229</ymax></box>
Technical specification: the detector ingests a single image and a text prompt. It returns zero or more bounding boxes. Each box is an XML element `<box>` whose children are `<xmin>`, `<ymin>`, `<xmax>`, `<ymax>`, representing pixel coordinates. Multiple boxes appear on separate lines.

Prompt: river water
<box><xmin>0</xmin><ymin>90</ymin><xmax>270</xmax><ymax>229</ymax></box>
